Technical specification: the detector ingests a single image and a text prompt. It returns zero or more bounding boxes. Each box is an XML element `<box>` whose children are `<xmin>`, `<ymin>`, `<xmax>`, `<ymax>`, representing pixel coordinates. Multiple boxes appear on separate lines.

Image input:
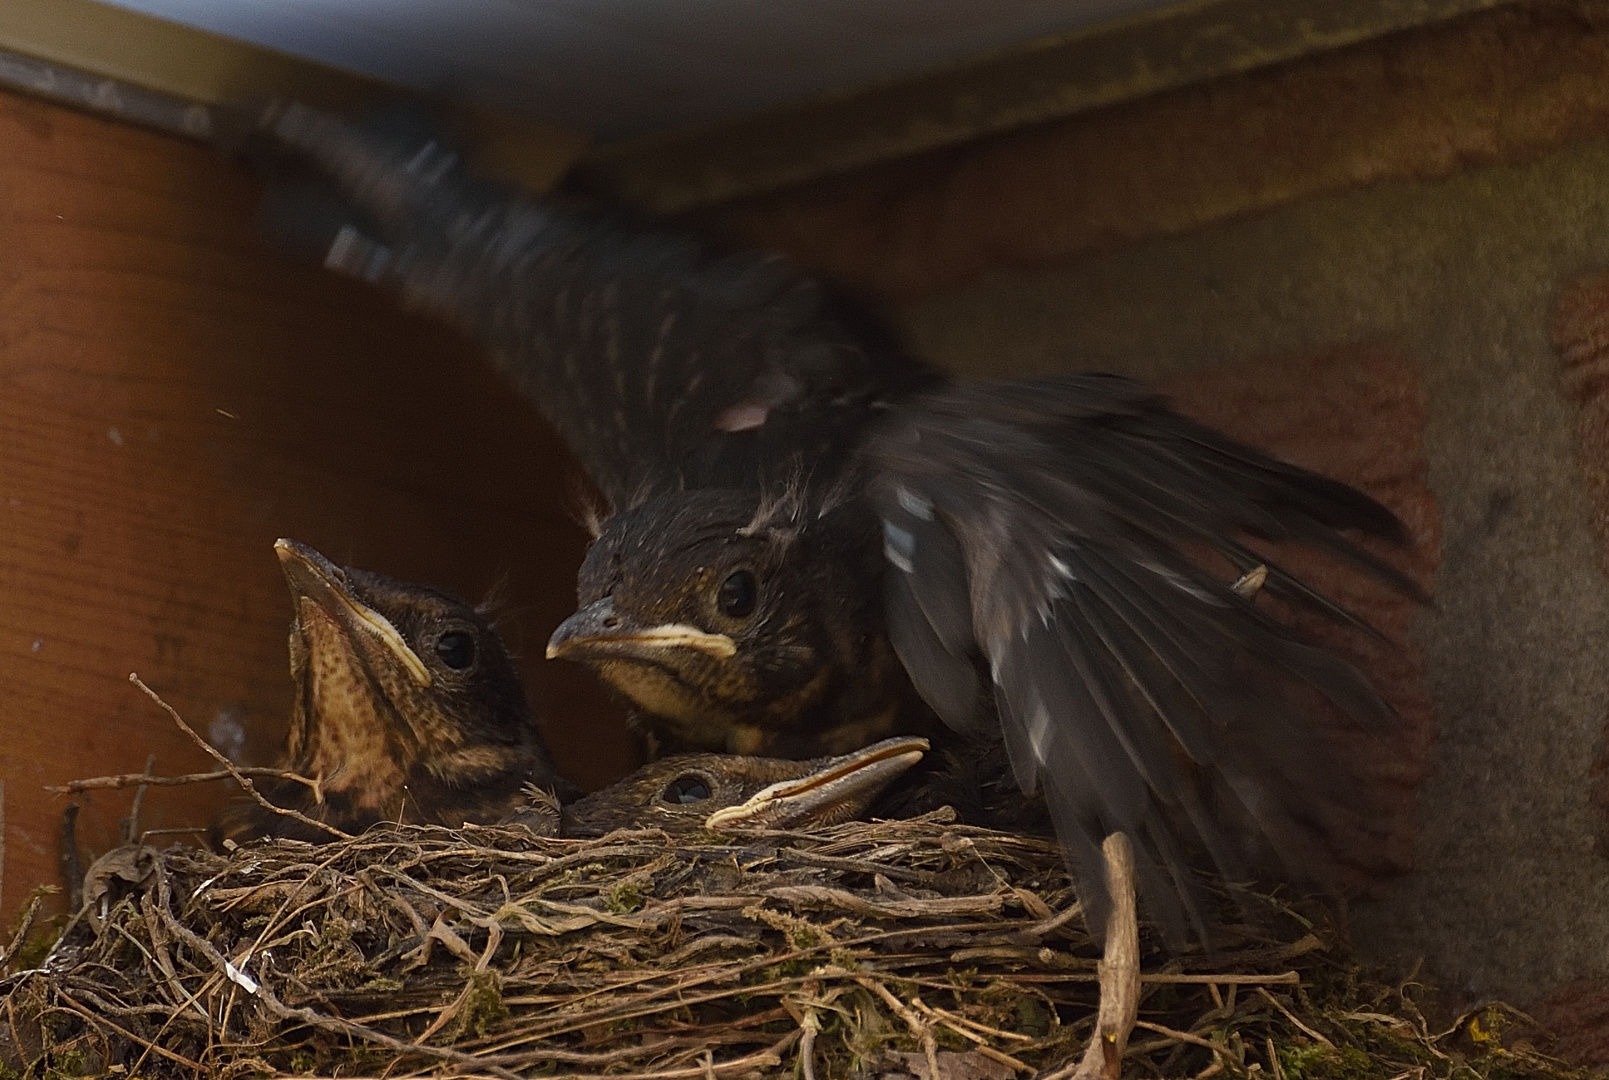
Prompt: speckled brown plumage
<box><xmin>249</xmin><ymin>104</ymin><xmax>1427</xmax><ymax>940</ymax></box>
<box><xmin>214</xmin><ymin>541</ymin><xmax>926</xmax><ymax>847</ymax></box>
<box><xmin>211</xmin><ymin>540</ymin><xmax>575</xmax><ymax>846</ymax></box>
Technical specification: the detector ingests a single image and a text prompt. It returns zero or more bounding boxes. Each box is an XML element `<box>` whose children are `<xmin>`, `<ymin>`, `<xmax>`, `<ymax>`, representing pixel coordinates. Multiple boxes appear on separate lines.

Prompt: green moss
<box><xmin>1278</xmin><ymin>1043</ymin><xmax>1374</xmax><ymax>1080</ymax></box>
<box><xmin>5</xmin><ymin>886</ymin><xmax>66</xmax><ymax>973</ymax></box>
<box><xmin>459</xmin><ymin>970</ymin><xmax>509</xmax><ymax>1040</ymax></box>
<box><xmin>1014</xmin><ymin>995</ymin><xmax>1053</xmax><ymax>1039</ymax></box>
<box><xmin>41</xmin><ymin>1048</ymin><xmax>84</xmax><ymax>1079</ymax></box>
<box><xmin>605</xmin><ymin>881</ymin><xmax>645</xmax><ymax>914</ymax></box>
<box><xmin>827</xmin><ymin>948</ymin><xmax>862</xmax><ymax>971</ymax></box>
<box><xmin>763</xmin><ymin>959</ymin><xmax>814</xmax><ymax>979</ymax></box>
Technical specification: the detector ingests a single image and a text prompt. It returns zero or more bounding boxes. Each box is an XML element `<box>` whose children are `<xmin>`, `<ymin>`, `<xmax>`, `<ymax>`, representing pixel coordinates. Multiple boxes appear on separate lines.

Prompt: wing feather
<box><xmin>245</xmin><ymin>101</ymin><xmax>933</xmax><ymax>506</ymax></box>
<box><xmin>864</xmin><ymin>375</ymin><xmax>1420</xmax><ymax>936</ymax></box>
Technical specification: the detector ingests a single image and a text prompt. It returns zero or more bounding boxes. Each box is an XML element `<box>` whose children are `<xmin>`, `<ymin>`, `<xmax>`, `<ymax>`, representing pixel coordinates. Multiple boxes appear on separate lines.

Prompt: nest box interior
<box><xmin>7</xmin><ymin>0</ymin><xmax>1609</xmax><ymax>1044</ymax></box>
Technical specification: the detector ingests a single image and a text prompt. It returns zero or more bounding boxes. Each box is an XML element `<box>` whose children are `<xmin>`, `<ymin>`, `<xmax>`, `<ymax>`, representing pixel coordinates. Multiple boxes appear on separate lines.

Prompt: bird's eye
<box><xmin>716</xmin><ymin>570</ymin><xmax>758</xmax><ymax>618</ymax></box>
<box><xmin>434</xmin><ymin>631</ymin><xmax>476</xmax><ymax>670</ymax></box>
<box><xmin>662</xmin><ymin>775</ymin><xmax>712</xmax><ymax>804</ymax></box>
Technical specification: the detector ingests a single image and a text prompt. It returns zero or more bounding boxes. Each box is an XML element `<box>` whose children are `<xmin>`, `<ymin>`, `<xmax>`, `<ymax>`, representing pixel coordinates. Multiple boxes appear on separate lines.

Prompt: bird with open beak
<box><xmin>212</xmin><ymin>539</ymin><xmax>578</xmax><ymax>846</ymax></box>
<box><xmin>213</xmin><ymin>540</ymin><xmax>927</xmax><ymax>845</ymax></box>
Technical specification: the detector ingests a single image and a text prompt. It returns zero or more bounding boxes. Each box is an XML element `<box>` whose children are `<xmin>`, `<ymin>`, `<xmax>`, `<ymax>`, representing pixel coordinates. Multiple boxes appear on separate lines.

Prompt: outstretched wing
<box><xmin>246</xmin><ymin>102</ymin><xmax>932</xmax><ymax>507</ymax></box>
<box><xmin>863</xmin><ymin>374</ymin><xmax>1423</xmax><ymax>940</ymax></box>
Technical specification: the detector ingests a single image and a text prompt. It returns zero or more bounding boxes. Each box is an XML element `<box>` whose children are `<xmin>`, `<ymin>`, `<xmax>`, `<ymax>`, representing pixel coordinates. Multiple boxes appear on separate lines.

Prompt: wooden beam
<box><xmin>580</xmin><ymin>0</ymin><xmax>1520</xmax><ymax>213</ymax></box>
<box><xmin>0</xmin><ymin>0</ymin><xmax>588</xmax><ymax>193</ymax></box>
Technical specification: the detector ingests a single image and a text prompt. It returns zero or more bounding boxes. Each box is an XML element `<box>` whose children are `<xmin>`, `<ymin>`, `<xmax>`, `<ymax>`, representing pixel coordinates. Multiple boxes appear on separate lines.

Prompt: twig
<box><xmin>121</xmin><ymin>753</ymin><xmax>157</xmax><ymax>843</ymax></box>
<box><xmin>1267</xmin><ymin>1036</ymin><xmax>1287</xmax><ymax>1080</ymax></box>
<box><xmin>911</xmin><ymin>999</ymin><xmax>1033</xmax><ymax>1071</ymax></box>
<box><xmin>915</xmin><ymin>1000</ymin><xmax>1034</xmax><ymax>1043</ymax></box>
<box><xmin>0</xmin><ymin>889</ymin><xmax>48</xmax><ymax>971</ymax></box>
<box><xmin>52</xmin><ymin>989</ymin><xmax>207</xmax><ymax>1071</ymax></box>
<box><xmin>1147</xmin><ymin>972</ymin><xmax>1300</xmax><ymax>985</ymax></box>
<box><xmin>798</xmin><ymin>1005</ymin><xmax>820</xmax><ymax>1080</ymax></box>
<box><xmin>1026</xmin><ymin>898</ymin><xmax>1087</xmax><ymax>938</ymax></box>
<box><xmin>1132</xmin><ymin>1021</ymin><xmax>1235</xmax><ymax>1058</ymax></box>
<box><xmin>47</xmin><ymin>767</ymin><xmax>324</xmax><ymax>795</ymax></box>
<box><xmin>1257</xmin><ymin>986</ymin><xmax>1334</xmax><ymax>1047</ymax></box>
<box><xmin>127</xmin><ymin>672</ymin><xmax>349</xmax><ymax>841</ymax></box>
<box><xmin>854</xmin><ymin>976</ymin><xmax>939</xmax><ymax>1080</ymax></box>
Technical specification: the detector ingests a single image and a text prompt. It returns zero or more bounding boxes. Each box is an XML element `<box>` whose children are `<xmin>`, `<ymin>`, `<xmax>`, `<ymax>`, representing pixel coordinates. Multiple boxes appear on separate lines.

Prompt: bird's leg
<box><xmin>1069</xmin><ymin>832</ymin><xmax>1140</xmax><ymax>1080</ymax></box>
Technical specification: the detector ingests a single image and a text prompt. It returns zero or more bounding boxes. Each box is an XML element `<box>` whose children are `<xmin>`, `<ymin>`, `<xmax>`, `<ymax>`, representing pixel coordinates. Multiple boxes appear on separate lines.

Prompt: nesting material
<box><xmin>0</xmin><ymin>812</ymin><xmax>1585</xmax><ymax>1079</ymax></box>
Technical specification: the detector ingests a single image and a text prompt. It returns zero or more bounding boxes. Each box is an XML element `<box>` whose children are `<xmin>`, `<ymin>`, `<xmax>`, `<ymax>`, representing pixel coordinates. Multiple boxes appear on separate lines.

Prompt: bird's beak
<box><xmin>704</xmin><ymin>736</ymin><xmax>929</xmax><ymax>830</ymax></box>
<box><xmin>274</xmin><ymin>538</ymin><xmax>432</xmax><ymax>686</ymax></box>
<box><xmin>545</xmin><ymin>596</ymin><xmax>737</xmax><ymax>661</ymax></box>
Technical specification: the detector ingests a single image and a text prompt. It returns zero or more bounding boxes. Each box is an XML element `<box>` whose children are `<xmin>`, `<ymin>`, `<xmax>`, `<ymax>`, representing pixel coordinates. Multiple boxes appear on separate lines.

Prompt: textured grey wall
<box><xmin>894</xmin><ymin>136</ymin><xmax>1609</xmax><ymax>1006</ymax></box>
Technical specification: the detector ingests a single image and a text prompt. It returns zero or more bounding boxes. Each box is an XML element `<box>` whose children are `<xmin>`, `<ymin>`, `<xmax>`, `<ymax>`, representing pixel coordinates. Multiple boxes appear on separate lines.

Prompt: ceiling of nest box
<box><xmin>90</xmin><ymin>0</ymin><xmax>1221</xmax><ymax>140</ymax></box>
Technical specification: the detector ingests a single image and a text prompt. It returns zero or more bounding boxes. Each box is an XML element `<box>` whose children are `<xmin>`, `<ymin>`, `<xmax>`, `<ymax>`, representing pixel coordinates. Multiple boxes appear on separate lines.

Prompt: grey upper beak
<box><xmin>546</xmin><ymin>596</ymin><xmax>619</xmax><ymax>660</ymax></box>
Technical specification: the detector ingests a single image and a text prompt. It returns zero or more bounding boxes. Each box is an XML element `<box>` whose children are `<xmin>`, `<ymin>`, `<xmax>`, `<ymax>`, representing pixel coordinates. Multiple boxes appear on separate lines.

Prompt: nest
<box><xmin>0</xmin><ymin>808</ymin><xmax>1591</xmax><ymax>1080</ymax></box>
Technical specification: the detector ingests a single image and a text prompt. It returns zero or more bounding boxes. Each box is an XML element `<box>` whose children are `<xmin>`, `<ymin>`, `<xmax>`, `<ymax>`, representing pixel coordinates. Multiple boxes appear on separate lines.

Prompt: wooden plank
<box><xmin>580</xmin><ymin>0</ymin><xmax>1519</xmax><ymax>213</ymax></box>
<box><xmin>0</xmin><ymin>0</ymin><xmax>588</xmax><ymax>194</ymax></box>
<box><xmin>0</xmin><ymin>88</ymin><xmax>632</xmax><ymax>928</ymax></box>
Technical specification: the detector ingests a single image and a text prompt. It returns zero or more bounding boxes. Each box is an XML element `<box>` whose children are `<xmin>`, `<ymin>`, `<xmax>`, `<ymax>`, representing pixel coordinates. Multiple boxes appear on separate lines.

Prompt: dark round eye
<box><xmin>716</xmin><ymin>570</ymin><xmax>758</xmax><ymax>618</ymax></box>
<box><xmin>434</xmin><ymin>631</ymin><xmax>476</xmax><ymax>670</ymax></box>
<box><xmin>663</xmin><ymin>776</ymin><xmax>712</xmax><ymax>804</ymax></box>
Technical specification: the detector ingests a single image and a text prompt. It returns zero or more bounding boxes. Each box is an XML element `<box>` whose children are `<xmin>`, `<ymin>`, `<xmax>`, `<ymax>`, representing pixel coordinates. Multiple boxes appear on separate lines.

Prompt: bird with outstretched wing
<box><xmin>245</xmin><ymin>102</ymin><xmax>1425</xmax><ymax>940</ymax></box>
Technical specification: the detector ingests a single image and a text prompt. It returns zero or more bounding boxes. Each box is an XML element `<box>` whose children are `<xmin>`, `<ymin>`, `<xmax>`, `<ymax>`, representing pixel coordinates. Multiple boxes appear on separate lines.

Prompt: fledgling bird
<box><xmin>212</xmin><ymin>539</ymin><xmax>579</xmax><ymax>846</ymax></box>
<box><xmin>519</xmin><ymin>734</ymin><xmax>930</xmax><ymax>838</ymax></box>
<box><xmin>213</xmin><ymin>539</ymin><xmax>926</xmax><ymax>845</ymax></box>
<box><xmin>246</xmin><ymin>103</ymin><xmax>1426</xmax><ymax>938</ymax></box>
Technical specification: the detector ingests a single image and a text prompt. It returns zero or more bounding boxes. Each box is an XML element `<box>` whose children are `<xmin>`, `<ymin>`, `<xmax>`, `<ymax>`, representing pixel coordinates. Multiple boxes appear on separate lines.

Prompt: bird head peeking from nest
<box><xmin>511</xmin><ymin>735</ymin><xmax>930</xmax><ymax>838</ymax></box>
<box><xmin>549</xmin><ymin>488</ymin><xmax>924</xmax><ymax>759</ymax></box>
<box><xmin>212</xmin><ymin>539</ymin><xmax>576</xmax><ymax>847</ymax></box>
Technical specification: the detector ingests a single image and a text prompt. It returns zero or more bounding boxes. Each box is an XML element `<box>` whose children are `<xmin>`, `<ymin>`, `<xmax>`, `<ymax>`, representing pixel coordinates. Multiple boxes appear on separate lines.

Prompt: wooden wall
<box><xmin>0</xmin><ymin>89</ymin><xmax>633</xmax><ymax>928</ymax></box>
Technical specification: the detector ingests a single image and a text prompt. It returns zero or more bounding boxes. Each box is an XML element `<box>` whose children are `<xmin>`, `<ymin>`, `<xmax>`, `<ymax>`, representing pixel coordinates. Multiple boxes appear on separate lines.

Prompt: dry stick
<box><xmin>1026</xmin><ymin>898</ymin><xmax>1087</xmax><ymax>938</ymax></box>
<box><xmin>535</xmin><ymin>1029</ymin><xmax>800</xmax><ymax>1080</ymax></box>
<box><xmin>1148</xmin><ymin>972</ymin><xmax>1299</xmax><ymax>986</ymax></box>
<box><xmin>476</xmin><ymin>915</ymin><xmax>1018</xmax><ymax>1055</ymax></box>
<box><xmin>1132</xmin><ymin>1021</ymin><xmax>1235</xmax><ymax>1059</ymax></box>
<box><xmin>853</xmin><ymin>975</ymin><xmax>939</xmax><ymax>1080</ymax></box>
<box><xmin>127</xmin><ymin>672</ymin><xmax>350</xmax><ymax>841</ymax></box>
<box><xmin>798</xmin><ymin>1005</ymin><xmax>821</xmax><ymax>1080</ymax></box>
<box><xmin>121</xmin><ymin>753</ymin><xmax>157</xmax><ymax>844</ymax></box>
<box><xmin>1256</xmin><ymin>986</ymin><xmax>1334</xmax><ymax>1047</ymax></box>
<box><xmin>145</xmin><ymin>891</ymin><xmax>526</xmax><ymax>1080</ymax></box>
<box><xmin>52</xmin><ymin>990</ymin><xmax>207</xmax><ymax>1072</ymax></box>
<box><xmin>1267</xmin><ymin>1036</ymin><xmax>1288</xmax><ymax>1080</ymax></box>
<box><xmin>910</xmin><ymin>999</ymin><xmax>1032</xmax><ymax>1072</ymax></box>
<box><xmin>0</xmin><ymin>890</ymin><xmax>47</xmax><ymax>971</ymax></box>
<box><xmin>47</xmin><ymin>766</ymin><xmax>324</xmax><ymax>796</ymax></box>
<box><xmin>917</xmin><ymin>1001</ymin><xmax>1034</xmax><ymax>1044</ymax></box>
